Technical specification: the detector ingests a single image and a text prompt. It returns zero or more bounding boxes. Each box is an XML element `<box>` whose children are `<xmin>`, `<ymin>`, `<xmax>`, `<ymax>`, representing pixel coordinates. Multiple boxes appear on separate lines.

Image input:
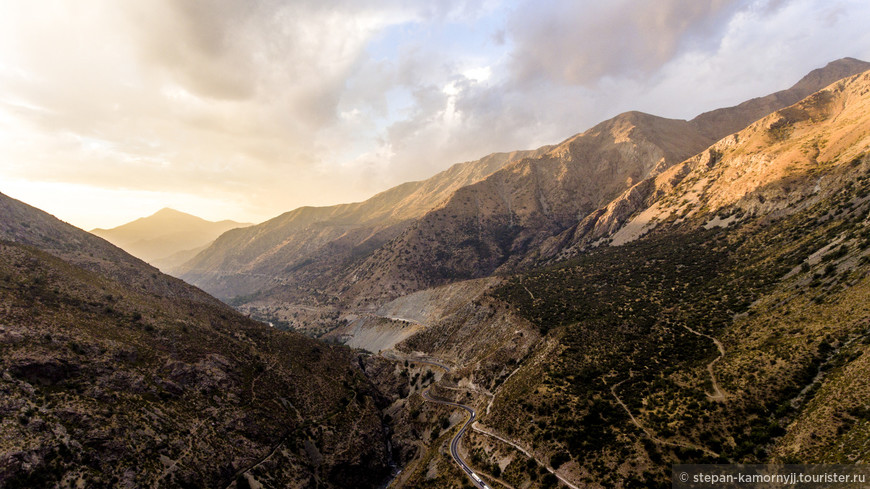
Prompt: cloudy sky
<box><xmin>1</xmin><ymin>0</ymin><xmax>869</xmax><ymax>229</ymax></box>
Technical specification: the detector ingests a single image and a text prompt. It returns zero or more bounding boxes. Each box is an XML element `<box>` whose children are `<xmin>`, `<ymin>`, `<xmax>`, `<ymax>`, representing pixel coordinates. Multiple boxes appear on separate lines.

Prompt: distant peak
<box><xmin>790</xmin><ymin>57</ymin><xmax>870</xmax><ymax>92</ymax></box>
<box><xmin>148</xmin><ymin>207</ymin><xmax>208</xmax><ymax>221</ymax></box>
<box><xmin>827</xmin><ymin>56</ymin><xmax>866</xmax><ymax>66</ymax></box>
<box><xmin>152</xmin><ymin>207</ymin><xmax>188</xmax><ymax>216</ymax></box>
<box><xmin>611</xmin><ymin>110</ymin><xmax>677</xmax><ymax>125</ymax></box>
<box><xmin>819</xmin><ymin>57</ymin><xmax>870</xmax><ymax>73</ymax></box>
<box><xmin>585</xmin><ymin>110</ymin><xmax>679</xmax><ymax>135</ymax></box>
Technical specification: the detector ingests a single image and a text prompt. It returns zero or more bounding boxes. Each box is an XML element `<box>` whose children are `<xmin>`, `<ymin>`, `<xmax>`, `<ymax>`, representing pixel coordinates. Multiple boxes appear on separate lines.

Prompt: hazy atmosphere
<box><xmin>1</xmin><ymin>0</ymin><xmax>869</xmax><ymax>229</ymax></box>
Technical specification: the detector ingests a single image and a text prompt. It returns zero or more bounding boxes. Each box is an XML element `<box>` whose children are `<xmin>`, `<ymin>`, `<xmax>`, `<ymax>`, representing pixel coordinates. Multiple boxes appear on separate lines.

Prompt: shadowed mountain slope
<box><xmin>336</xmin><ymin>59</ymin><xmax>870</xmax><ymax>304</ymax></box>
<box><xmin>179</xmin><ymin>147</ymin><xmax>551</xmax><ymax>299</ymax></box>
<box><xmin>338</xmin><ymin>111</ymin><xmax>715</xmax><ymax>303</ymax></box>
<box><xmin>0</xmin><ymin>195</ymin><xmax>392</xmax><ymax>488</ymax></box>
<box><xmin>0</xmin><ymin>193</ymin><xmax>219</xmax><ymax>306</ymax></box>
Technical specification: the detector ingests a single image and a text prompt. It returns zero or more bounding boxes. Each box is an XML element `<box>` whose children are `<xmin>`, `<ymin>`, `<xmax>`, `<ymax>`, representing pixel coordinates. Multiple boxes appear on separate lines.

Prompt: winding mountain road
<box><xmin>408</xmin><ymin>358</ymin><xmax>492</xmax><ymax>489</ymax></box>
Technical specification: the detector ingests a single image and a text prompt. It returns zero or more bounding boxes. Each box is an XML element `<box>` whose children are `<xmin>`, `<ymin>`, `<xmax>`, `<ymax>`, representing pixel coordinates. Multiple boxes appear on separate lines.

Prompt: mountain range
<box><xmin>369</xmin><ymin>60</ymin><xmax>870</xmax><ymax>488</ymax></box>
<box><xmin>177</xmin><ymin>58</ymin><xmax>870</xmax><ymax>324</ymax></box>
<box><xmin>3</xmin><ymin>57</ymin><xmax>870</xmax><ymax>489</ymax></box>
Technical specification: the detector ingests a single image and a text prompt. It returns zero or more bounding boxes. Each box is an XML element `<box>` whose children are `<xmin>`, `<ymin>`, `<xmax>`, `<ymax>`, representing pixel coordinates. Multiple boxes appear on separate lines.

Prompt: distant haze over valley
<box><xmin>90</xmin><ymin>208</ymin><xmax>251</xmax><ymax>272</ymax></box>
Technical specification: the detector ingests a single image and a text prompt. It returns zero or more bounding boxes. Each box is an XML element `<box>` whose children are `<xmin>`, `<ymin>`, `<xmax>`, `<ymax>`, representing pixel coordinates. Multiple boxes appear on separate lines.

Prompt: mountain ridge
<box><xmin>4</xmin><ymin>57</ymin><xmax>870</xmax><ymax>489</ymax></box>
<box><xmin>689</xmin><ymin>57</ymin><xmax>870</xmax><ymax>139</ymax></box>
<box><xmin>336</xmin><ymin>110</ymin><xmax>715</xmax><ymax>303</ymax></box>
<box><xmin>558</xmin><ymin>67</ymin><xmax>870</xmax><ymax>256</ymax></box>
<box><xmin>177</xmin><ymin>147</ymin><xmax>552</xmax><ymax>299</ymax></box>
<box><xmin>177</xmin><ymin>58</ymin><xmax>870</xmax><ymax>324</ymax></box>
<box><xmin>332</xmin><ymin>60</ymin><xmax>870</xmax><ymax>305</ymax></box>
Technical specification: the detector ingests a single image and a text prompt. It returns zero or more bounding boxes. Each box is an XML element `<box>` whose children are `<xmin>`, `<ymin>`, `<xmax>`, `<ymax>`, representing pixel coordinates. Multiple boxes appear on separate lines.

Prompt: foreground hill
<box><xmin>0</xmin><ymin>195</ymin><xmax>218</xmax><ymax>306</ymax></box>
<box><xmin>0</xmin><ymin>194</ymin><xmax>391</xmax><ymax>488</ymax></box>
<box><xmin>484</xmin><ymin>175</ymin><xmax>870</xmax><ymax>484</ymax></box>
<box><xmin>90</xmin><ymin>208</ymin><xmax>250</xmax><ymax>272</ymax></box>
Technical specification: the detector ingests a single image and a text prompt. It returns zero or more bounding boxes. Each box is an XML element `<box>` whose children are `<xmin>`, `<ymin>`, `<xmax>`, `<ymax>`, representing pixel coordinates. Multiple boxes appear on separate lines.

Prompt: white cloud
<box><xmin>463</xmin><ymin>66</ymin><xmax>492</xmax><ymax>82</ymax></box>
<box><xmin>0</xmin><ymin>0</ymin><xmax>869</xmax><ymax>229</ymax></box>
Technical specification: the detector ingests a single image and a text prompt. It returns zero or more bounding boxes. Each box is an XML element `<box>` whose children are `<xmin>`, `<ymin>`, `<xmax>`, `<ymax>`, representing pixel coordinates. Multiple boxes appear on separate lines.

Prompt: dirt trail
<box><xmin>522</xmin><ymin>285</ymin><xmax>535</xmax><ymax>300</ymax></box>
<box><xmin>681</xmin><ymin>324</ymin><xmax>727</xmax><ymax>401</ymax></box>
<box><xmin>608</xmin><ymin>377</ymin><xmax>720</xmax><ymax>458</ymax></box>
<box><xmin>486</xmin><ymin>364</ymin><xmax>523</xmax><ymax>416</ymax></box>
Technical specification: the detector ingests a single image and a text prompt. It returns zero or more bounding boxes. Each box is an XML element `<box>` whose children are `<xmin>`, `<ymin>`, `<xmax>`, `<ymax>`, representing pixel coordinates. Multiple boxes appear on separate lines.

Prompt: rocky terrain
<box><xmin>336</xmin><ymin>59</ymin><xmax>870</xmax><ymax>305</ymax></box>
<box><xmin>0</xmin><ymin>193</ymin><xmax>392</xmax><ymax>488</ymax></box>
<box><xmin>480</xmin><ymin>148</ymin><xmax>870</xmax><ymax>486</ymax></box>
<box><xmin>159</xmin><ymin>59</ymin><xmax>870</xmax><ymax>489</ymax></box>
<box><xmin>548</xmin><ymin>65</ymin><xmax>870</xmax><ymax>257</ymax></box>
